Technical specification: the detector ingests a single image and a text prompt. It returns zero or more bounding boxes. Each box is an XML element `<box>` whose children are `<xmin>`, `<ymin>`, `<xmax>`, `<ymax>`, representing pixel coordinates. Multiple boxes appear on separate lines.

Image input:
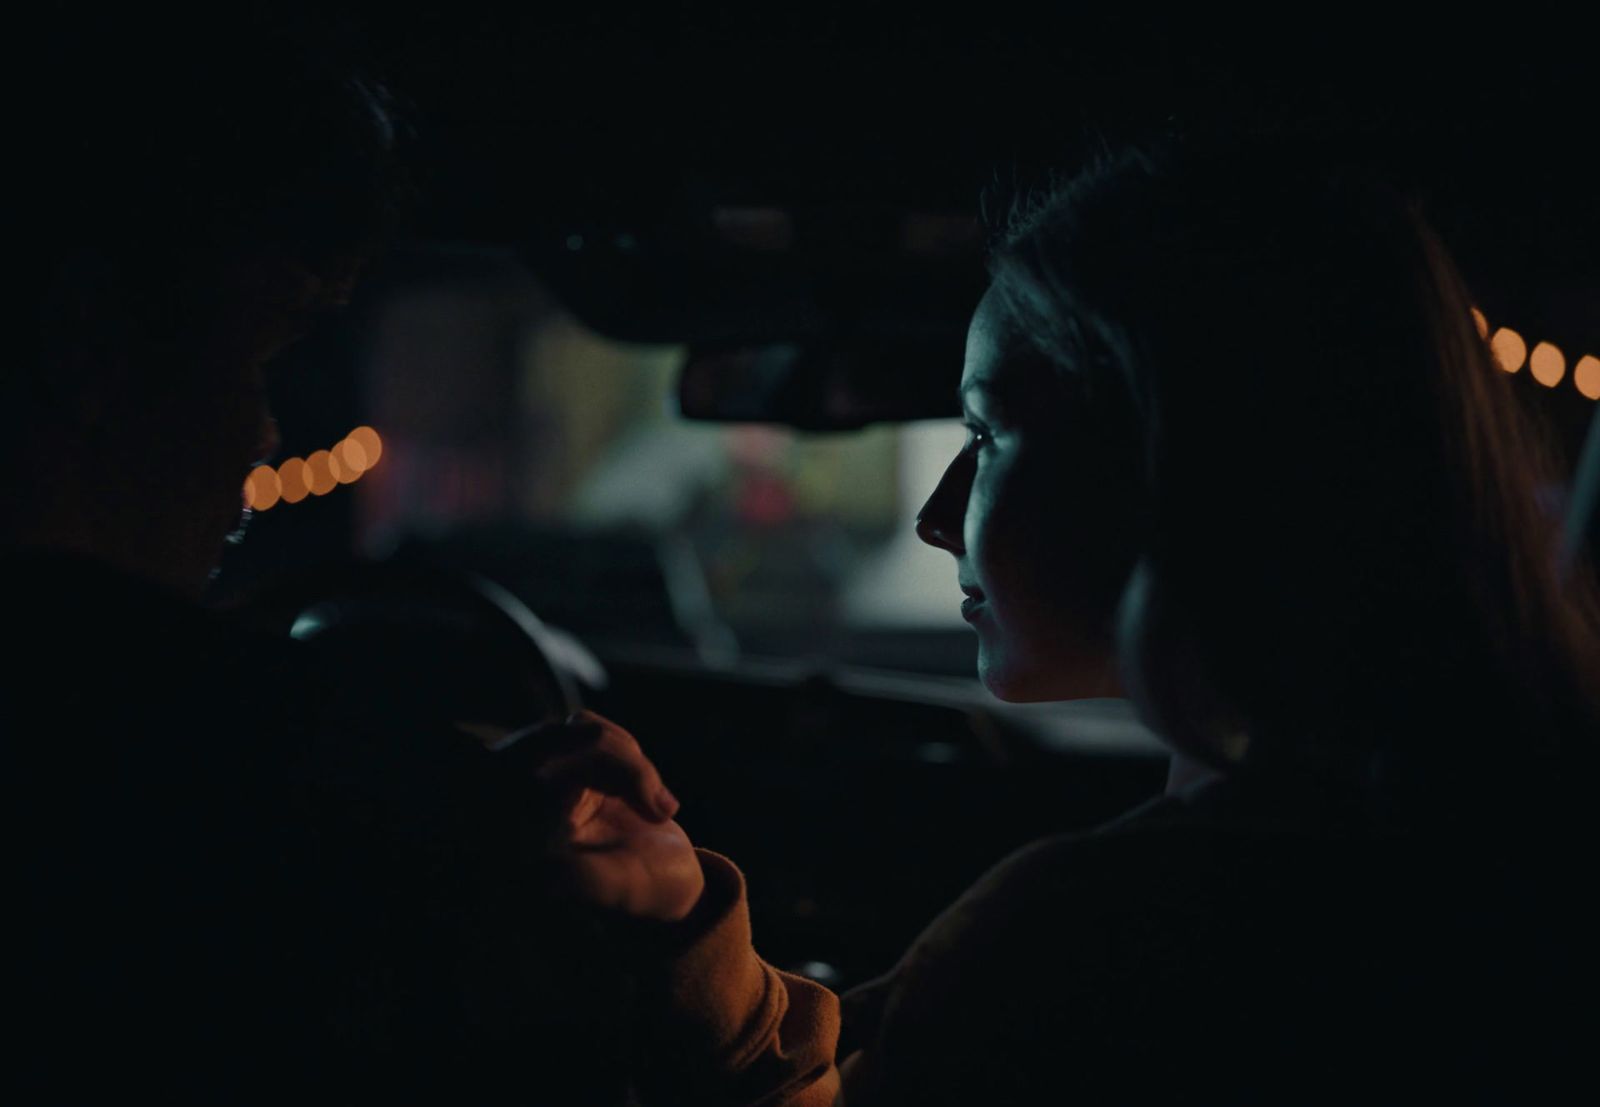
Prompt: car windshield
<box><xmin>237</xmin><ymin>249</ymin><xmax>977</xmax><ymax>678</ymax></box>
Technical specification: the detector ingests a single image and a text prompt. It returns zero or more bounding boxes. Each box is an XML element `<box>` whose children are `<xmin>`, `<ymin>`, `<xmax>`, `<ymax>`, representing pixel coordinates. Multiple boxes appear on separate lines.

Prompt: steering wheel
<box><xmin>241</xmin><ymin>559</ymin><xmax>582</xmax><ymax>739</ymax></box>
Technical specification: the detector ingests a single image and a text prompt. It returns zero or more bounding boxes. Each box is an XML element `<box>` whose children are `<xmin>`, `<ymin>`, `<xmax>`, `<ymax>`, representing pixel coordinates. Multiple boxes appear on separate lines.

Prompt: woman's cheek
<box><xmin>962</xmin><ymin>472</ymin><xmax>993</xmax><ymax>560</ymax></box>
<box><xmin>983</xmin><ymin>447</ymin><xmax>1094</xmax><ymax>619</ymax></box>
<box><xmin>973</xmin><ymin>461</ymin><xmax>1044</xmax><ymax>614</ymax></box>
<box><xmin>966</xmin><ymin>461</ymin><xmax>1013</xmax><ymax>575</ymax></box>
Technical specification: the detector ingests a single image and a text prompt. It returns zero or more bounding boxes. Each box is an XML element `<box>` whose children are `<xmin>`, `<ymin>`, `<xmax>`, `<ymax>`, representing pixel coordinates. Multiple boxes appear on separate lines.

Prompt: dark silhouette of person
<box><xmin>2</xmin><ymin>22</ymin><xmax>645</xmax><ymax>1101</ymax></box>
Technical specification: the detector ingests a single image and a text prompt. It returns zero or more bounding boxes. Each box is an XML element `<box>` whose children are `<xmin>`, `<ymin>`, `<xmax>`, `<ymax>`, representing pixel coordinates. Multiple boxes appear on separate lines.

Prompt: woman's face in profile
<box><xmin>916</xmin><ymin>288</ymin><xmax>1140</xmax><ymax>701</ymax></box>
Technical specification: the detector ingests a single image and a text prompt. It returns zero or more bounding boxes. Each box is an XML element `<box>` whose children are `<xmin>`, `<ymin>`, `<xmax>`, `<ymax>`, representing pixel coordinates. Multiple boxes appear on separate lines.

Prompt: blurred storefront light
<box><xmin>245</xmin><ymin>465</ymin><xmax>282</xmax><ymax>511</ymax></box>
<box><xmin>1490</xmin><ymin>326</ymin><xmax>1527</xmax><ymax>373</ymax></box>
<box><xmin>1529</xmin><ymin>341</ymin><xmax>1566</xmax><ymax>388</ymax></box>
<box><xmin>277</xmin><ymin>457</ymin><xmax>310</xmax><ymax>504</ymax></box>
<box><xmin>1576</xmin><ymin>355</ymin><xmax>1600</xmax><ymax>401</ymax></box>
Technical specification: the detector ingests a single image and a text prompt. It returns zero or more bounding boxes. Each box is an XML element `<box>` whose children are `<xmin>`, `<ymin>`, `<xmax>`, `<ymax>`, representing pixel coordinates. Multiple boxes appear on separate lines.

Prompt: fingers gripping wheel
<box><xmin>242</xmin><ymin>559</ymin><xmax>583</xmax><ymax>737</ymax></box>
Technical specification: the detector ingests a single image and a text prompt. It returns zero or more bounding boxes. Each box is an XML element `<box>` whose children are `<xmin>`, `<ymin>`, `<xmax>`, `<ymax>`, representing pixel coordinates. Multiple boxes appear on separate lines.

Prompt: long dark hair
<box><xmin>989</xmin><ymin>141</ymin><xmax>1600</xmax><ymax>778</ymax></box>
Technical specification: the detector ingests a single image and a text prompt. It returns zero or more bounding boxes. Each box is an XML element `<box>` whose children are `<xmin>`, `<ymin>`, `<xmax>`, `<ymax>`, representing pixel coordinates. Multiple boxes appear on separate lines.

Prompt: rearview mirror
<box><xmin>677</xmin><ymin>337</ymin><xmax>963</xmax><ymax>429</ymax></box>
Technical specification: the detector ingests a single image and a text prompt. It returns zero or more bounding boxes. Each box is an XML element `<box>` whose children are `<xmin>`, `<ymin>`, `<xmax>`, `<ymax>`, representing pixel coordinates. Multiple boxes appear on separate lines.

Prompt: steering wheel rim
<box><xmin>240</xmin><ymin>558</ymin><xmax>582</xmax><ymax>734</ymax></box>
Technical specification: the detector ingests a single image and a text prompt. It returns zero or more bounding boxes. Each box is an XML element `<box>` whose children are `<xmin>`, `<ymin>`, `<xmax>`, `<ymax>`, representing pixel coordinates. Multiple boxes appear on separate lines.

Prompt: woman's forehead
<box><xmin>963</xmin><ymin>290</ymin><xmax>1055</xmax><ymax>403</ymax></box>
<box><xmin>966</xmin><ymin>287</ymin><xmax>1017</xmax><ymax>355</ymax></box>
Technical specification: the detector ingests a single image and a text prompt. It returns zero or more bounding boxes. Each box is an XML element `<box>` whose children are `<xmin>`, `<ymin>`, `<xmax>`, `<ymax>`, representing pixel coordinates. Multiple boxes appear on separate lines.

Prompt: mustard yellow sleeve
<box><xmin>631</xmin><ymin>849</ymin><xmax>842</xmax><ymax>1107</ymax></box>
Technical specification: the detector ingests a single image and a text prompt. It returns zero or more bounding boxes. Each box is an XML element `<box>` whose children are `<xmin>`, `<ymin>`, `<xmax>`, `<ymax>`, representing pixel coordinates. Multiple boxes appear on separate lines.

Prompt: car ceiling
<box><xmin>312</xmin><ymin>7</ymin><xmax>1596</xmax><ymax>439</ymax></box>
<box><xmin>357</xmin><ymin>10</ymin><xmax>1592</xmax><ymax>251</ymax></box>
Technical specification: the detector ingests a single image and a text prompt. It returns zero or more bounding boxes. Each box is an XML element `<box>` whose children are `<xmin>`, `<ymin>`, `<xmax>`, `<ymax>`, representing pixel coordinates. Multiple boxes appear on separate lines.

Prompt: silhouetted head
<box><xmin>5</xmin><ymin>17</ymin><xmax>412</xmax><ymax>595</ymax></box>
<box><xmin>921</xmin><ymin>139</ymin><xmax>1600</xmax><ymax>774</ymax></box>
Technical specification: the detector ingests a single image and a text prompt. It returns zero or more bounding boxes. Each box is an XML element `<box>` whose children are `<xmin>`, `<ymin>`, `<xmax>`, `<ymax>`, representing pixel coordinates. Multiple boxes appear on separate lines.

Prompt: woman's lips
<box><xmin>960</xmin><ymin>585</ymin><xmax>986</xmax><ymax>620</ymax></box>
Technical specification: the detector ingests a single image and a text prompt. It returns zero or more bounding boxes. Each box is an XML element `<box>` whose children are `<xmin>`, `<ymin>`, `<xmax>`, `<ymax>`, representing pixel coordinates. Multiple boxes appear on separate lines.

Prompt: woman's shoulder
<box><xmin>843</xmin><ymin>790</ymin><xmax>1336</xmax><ymax>1099</ymax></box>
<box><xmin>845</xmin><ymin>779</ymin><xmax>1575</xmax><ymax>1102</ymax></box>
<box><xmin>890</xmin><ymin>795</ymin><xmax>1204</xmax><ymax>972</ymax></box>
<box><xmin>886</xmin><ymin>775</ymin><xmax>1412</xmax><ymax>995</ymax></box>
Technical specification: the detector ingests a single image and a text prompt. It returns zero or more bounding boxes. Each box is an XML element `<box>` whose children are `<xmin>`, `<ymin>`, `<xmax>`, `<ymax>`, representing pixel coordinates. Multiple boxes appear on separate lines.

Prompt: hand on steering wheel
<box><xmin>474</xmin><ymin>711</ymin><xmax>706</xmax><ymax>924</ymax></box>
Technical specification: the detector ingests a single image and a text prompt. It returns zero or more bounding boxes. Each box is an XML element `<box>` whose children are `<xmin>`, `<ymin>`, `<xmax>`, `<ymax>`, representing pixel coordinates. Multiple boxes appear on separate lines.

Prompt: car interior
<box><xmin>205</xmin><ymin>9</ymin><xmax>1600</xmax><ymax>999</ymax></box>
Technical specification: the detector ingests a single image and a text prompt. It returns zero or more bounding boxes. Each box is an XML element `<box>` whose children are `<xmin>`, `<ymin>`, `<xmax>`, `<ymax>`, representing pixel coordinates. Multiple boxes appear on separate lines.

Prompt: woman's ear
<box><xmin>1114</xmin><ymin>555</ymin><xmax>1248</xmax><ymax>770</ymax></box>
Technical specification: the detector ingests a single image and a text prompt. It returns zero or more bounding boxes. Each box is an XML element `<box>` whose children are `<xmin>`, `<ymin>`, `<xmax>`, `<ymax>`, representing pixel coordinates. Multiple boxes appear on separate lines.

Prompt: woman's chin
<box><xmin>977</xmin><ymin>652</ymin><xmax>1048</xmax><ymax>702</ymax></box>
<box><xmin>977</xmin><ymin>649</ymin><xmax>1123</xmax><ymax>703</ymax></box>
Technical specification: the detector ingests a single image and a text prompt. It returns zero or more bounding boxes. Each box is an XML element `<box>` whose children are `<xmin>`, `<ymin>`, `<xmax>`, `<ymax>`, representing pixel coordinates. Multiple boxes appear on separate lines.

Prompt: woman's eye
<box><xmin>961</xmin><ymin>423</ymin><xmax>992</xmax><ymax>455</ymax></box>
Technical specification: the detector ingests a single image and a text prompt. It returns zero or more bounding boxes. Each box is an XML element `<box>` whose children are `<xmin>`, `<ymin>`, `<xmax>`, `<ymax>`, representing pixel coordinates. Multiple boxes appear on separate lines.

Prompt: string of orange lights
<box><xmin>1474</xmin><ymin>308</ymin><xmax>1600</xmax><ymax>399</ymax></box>
<box><xmin>243</xmin><ymin>314</ymin><xmax>1594</xmax><ymax>513</ymax></box>
<box><xmin>243</xmin><ymin>425</ymin><xmax>382</xmax><ymax>512</ymax></box>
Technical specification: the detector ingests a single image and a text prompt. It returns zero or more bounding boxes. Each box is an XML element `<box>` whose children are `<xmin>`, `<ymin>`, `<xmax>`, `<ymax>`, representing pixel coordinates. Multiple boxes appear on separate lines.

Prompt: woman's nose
<box><xmin>915</xmin><ymin>457</ymin><xmax>969</xmax><ymax>554</ymax></box>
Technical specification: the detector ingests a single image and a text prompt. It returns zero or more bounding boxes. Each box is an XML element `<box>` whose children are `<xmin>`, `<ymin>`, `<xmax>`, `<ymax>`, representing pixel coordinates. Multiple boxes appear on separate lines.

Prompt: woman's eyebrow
<box><xmin>960</xmin><ymin>376</ymin><xmax>1021</xmax><ymax>417</ymax></box>
<box><xmin>959</xmin><ymin>378</ymin><xmax>996</xmax><ymax>405</ymax></box>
